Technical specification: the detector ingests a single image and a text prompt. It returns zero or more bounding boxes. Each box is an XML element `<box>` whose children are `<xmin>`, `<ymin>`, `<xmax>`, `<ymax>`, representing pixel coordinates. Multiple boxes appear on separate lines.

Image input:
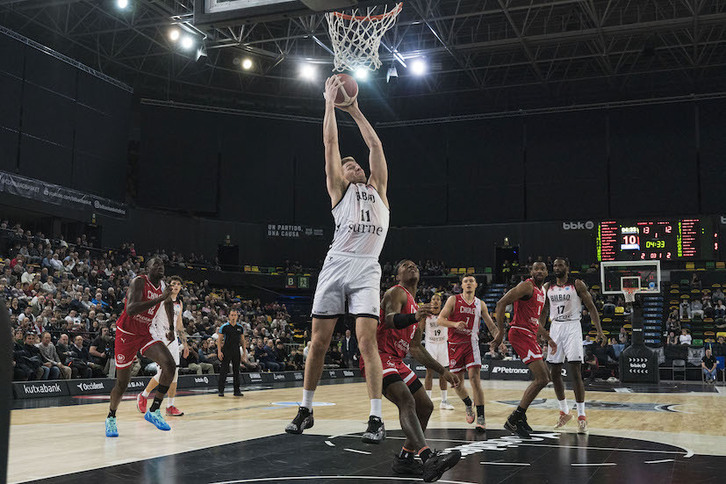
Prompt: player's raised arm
<box><xmin>437</xmin><ymin>296</ymin><xmax>464</xmax><ymax>330</ymax></box>
<box><xmin>323</xmin><ymin>76</ymin><xmax>348</xmax><ymax>206</ymax></box>
<box><xmin>125</xmin><ymin>277</ymin><xmax>170</xmax><ymax>317</ymax></box>
<box><xmin>492</xmin><ymin>280</ymin><xmax>534</xmax><ymax>346</ymax></box>
<box><xmin>576</xmin><ymin>279</ymin><xmax>606</xmax><ymax>344</ymax></box>
<box><xmin>339</xmin><ymin>100</ymin><xmax>387</xmax><ymax>202</ymax></box>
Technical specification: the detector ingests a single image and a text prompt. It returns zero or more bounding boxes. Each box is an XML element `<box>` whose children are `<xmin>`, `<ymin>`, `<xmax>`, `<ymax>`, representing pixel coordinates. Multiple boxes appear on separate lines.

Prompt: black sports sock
<box><xmin>149</xmin><ymin>396</ymin><xmax>163</xmax><ymax>412</ymax></box>
<box><xmin>476</xmin><ymin>405</ymin><xmax>485</xmax><ymax>418</ymax></box>
<box><xmin>462</xmin><ymin>397</ymin><xmax>473</xmax><ymax>407</ymax></box>
<box><xmin>419</xmin><ymin>447</ymin><xmax>433</xmax><ymax>463</ymax></box>
<box><xmin>107</xmin><ymin>409</ymin><xmax>116</xmax><ymax>418</ymax></box>
<box><xmin>149</xmin><ymin>384</ymin><xmax>169</xmax><ymax>412</ymax></box>
<box><xmin>399</xmin><ymin>447</ymin><xmax>415</xmax><ymax>460</ymax></box>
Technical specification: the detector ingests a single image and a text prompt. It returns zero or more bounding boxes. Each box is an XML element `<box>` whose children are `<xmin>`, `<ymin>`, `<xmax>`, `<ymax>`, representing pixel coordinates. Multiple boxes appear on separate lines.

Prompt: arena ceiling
<box><xmin>2</xmin><ymin>0</ymin><xmax>726</xmax><ymax>118</ymax></box>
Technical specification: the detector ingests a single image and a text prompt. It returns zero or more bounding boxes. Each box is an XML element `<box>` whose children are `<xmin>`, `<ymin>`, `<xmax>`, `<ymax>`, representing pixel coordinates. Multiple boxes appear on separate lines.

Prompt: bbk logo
<box><xmin>273</xmin><ymin>374</ymin><xmax>285</xmax><ymax>381</ymax></box>
<box><xmin>293</xmin><ymin>372</ymin><xmax>303</xmax><ymax>380</ymax></box>
<box><xmin>194</xmin><ymin>376</ymin><xmax>209</xmax><ymax>384</ymax></box>
<box><xmin>562</xmin><ymin>221</ymin><xmax>595</xmax><ymax>231</ymax></box>
<box><xmin>343</xmin><ymin>371</ymin><xmax>354</xmax><ymax>377</ymax></box>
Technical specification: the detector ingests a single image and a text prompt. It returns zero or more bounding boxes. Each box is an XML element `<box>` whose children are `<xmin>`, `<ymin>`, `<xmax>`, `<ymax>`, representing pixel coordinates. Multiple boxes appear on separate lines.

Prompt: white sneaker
<box><xmin>439</xmin><ymin>400</ymin><xmax>455</xmax><ymax>410</ymax></box>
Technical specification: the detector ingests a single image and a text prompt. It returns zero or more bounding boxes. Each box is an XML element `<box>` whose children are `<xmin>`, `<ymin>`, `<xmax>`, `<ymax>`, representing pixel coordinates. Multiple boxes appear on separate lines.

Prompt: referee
<box><xmin>217</xmin><ymin>309</ymin><xmax>246</xmax><ymax>397</ymax></box>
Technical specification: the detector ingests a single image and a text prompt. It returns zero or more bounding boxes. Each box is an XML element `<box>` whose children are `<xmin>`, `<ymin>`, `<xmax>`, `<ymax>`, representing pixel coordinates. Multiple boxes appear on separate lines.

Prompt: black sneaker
<box><xmin>391</xmin><ymin>455</ymin><xmax>423</xmax><ymax>476</ymax></box>
<box><xmin>233</xmin><ymin>392</ymin><xmax>243</xmax><ymax>397</ymax></box>
<box><xmin>285</xmin><ymin>406</ymin><xmax>314</xmax><ymax>434</ymax></box>
<box><xmin>218</xmin><ymin>392</ymin><xmax>224</xmax><ymax>397</ymax></box>
<box><xmin>520</xmin><ymin>413</ymin><xmax>533</xmax><ymax>433</ymax></box>
<box><xmin>361</xmin><ymin>416</ymin><xmax>385</xmax><ymax>444</ymax></box>
<box><xmin>422</xmin><ymin>450</ymin><xmax>462</xmax><ymax>482</ymax></box>
<box><xmin>504</xmin><ymin>414</ymin><xmax>531</xmax><ymax>439</ymax></box>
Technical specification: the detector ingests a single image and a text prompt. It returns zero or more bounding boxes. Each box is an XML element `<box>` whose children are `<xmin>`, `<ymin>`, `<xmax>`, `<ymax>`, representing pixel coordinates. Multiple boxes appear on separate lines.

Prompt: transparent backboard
<box><xmin>600</xmin><ymin>260</ymin><xmax>661</xmax><ymax>295</ymax></box>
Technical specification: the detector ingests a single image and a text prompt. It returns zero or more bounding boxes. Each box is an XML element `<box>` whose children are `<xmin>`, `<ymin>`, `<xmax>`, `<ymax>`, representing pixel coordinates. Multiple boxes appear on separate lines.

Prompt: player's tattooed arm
<box><xmin>382</xmin><ymin>286</ymin><xmax>408</xmax><ymax>329</ymax></box>
<box><xmin>492</xmin><ymin>280</ymin><xmax>533</xmax><ymax>347</ymax></box>
<box><xmin>125</xmin><ymin>277</ymin><xmax>171</xmax><ymax>317</ymax></box>
<box><xmin>576</xmin><ymin>279</ymin><xmax>606</xmax><ymax>345</ymax></box>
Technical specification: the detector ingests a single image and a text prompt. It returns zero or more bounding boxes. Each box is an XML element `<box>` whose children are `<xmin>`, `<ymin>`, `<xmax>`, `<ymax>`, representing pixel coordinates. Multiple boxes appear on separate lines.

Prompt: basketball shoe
<box><xmin>577</xmin><ymin>416</ymin><xmax>588</xmax><ymax>434</ymax></box>
<box><xmin>465</xmin><ymin>405</ymin><xmax>475</xmax><ymax>424</ymax></box>
<box><xmin>439</xmin><ymin>400</ymin><xmax>455</xmax><ymax>410</ymax></box>
<box><xmin>285</xmin><ymin>406</ymin><xmax>314</xmax><ymax>434</ymax></box>
<box><xmin>555</xmin><ymin>411</ymin><xmax>572</xmax><ymax>430</ymax></box>
<box><xmin>136</xmin><ymin>393</ymin><xmax>147</xmax><ymax>414</ymax></box>
<box><xmin>166</xmin><ymin>405</ymin><xmax>184</xmax><ymax>416</ymax></box>
<box><xmin>391</xmin><ymin>455</ymin><xmax>423</xmax><ymax>476</ymax></box>
<box><xmin>422</xmin><ymin>450</ymin><xmax>462</xmax><ymax>483</ymax></box>
<box><xmin>361</xmin><ymin>415</ymin><xmax>385</xmax><ymax>444</ymax></box>
<box><xmin>105</xmin><ymin>417</ymin><xmax>118</xmax><ymax>438</ymax></box>
<box><xmin>475</xmin><ymin>415</ymin><xmax>486</xmax><ymax>433</ymax></box>
<box><xmin>144</xmin><ymin>409</ymin><xmax>171</xmax><ymax>431</ymax></box>
<box><xmin>504</xmin><ymin>413</ymin><xmax>531</xmax><ymax>439</ymax></box>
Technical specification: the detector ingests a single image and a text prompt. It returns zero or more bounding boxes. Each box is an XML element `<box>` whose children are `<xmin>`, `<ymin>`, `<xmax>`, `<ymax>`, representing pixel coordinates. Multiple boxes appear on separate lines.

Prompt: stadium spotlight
<box><xmin>354</xmin><ymin>67</ymin><xmax>369</xmax><ymax>81</ymax></box>
<box><xmin>386</xmin><ymin>65</ymin><xmax>398</xmax><ymax>83</ymax></box>
<box><xmin>180</xmin><ymin>35</ymin><xmax>195</xmax><ymax>51</ymax></box>
<box><xmin>116</xmin><ymin>0</ymin><xmax>129</xmax><ymax>9</ymax></box>
<box><xmin>195</xmin><ymin>44</ymin><xmax>207</xmax><ymax>61</ymax></box>
<box><xmin>169</xmin><ymin>28</ymin><xmax>180</xmax><ymax>42</ymax></box>
<box><xmin>241</xmin><ymin>58</ymin><xmax>253</xmax><ymax>70</ymax></box>
<box><xmin>300</xmin><ymin>63</ymin><xmax>317</xmax><ymax>80</ymax></box>
<box><xmin>410</xmin><ymin>58</ymin><xmax>427</xmax><ymax>76</ymax></box>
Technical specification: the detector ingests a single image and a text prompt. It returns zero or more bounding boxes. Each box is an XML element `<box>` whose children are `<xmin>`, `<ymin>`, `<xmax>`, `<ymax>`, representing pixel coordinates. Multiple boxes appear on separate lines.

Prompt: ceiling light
<box><xmin>300</xmin><ymin>64</ymin><xmax>316</xmax><ymax>80</ymax></box>
<box><xmin>242</xmin><ymin>58</ymin><xmax>253</xmax><ymax>70</ymax></box>
<box><xmin>169</xmin><ymin>29</ymin><xmax>180</xmax><ymax>42</ymax></box>
<box><xmin>180</xmin><ymin>35</ymin><xmax>195</xmax><ymax>51</ymax></box>
<box><xmin>116</xmin><ymin>0</ymin><xmax>129</xmax><ymax>9</ymax></box>
<box><xmin>354</xmin><ymin>67</ymin><xmax>369</xmax><ymax>80</ymax></box>
<box><xmin>411</xmin><ymin>59</ymin><xmax>427</xmax><ymax>76</ymax></box>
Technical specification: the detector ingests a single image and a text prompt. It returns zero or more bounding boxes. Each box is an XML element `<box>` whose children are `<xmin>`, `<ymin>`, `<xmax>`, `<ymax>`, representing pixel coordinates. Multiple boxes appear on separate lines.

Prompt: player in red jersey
<box><xmin>491</xmin><ymin>261</ymin><xmax>557</xmax><ymax>438</ymax></box>
<box><xmin>105</xmin><ymin>258</ymin><xmax>176</xmax><ymax>437</ymax></box>
<box><xmin>363</xmin><ymin>260</ymin><xmax>461</xmax><ymax>482</ymax></box>
<box><xmin>437</xmin><ymin>274</ymin><xmax>497</xmax><ymax>432</ymax></box>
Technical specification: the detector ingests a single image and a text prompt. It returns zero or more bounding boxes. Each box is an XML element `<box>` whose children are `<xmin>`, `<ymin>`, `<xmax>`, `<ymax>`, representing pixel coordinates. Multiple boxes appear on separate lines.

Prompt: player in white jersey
<box><xmin>286</xmin><ymin>76</ymin><xmax>390</xmax><ymax>443</ymax></box>
<box><xmin>540</xmin><ymin>257</ymin><xmax>605</xmax><ymax>433</ymax></box>
<box><xmin>422</xmin><ymin>293</ymin><xmax>454</xmax><ymax>410</ymax></box>
<box><xmin>137</xmin><ymin>276</ymin><xmax>189</xmax><ymax>417</ymax></box>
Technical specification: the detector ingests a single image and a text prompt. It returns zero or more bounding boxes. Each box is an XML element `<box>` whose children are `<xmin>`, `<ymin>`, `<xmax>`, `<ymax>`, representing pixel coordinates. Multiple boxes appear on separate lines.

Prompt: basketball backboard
<box><xmin>600</xmin><ymin>260</ymin><xmax>661</xmax><ymax>296</ymax></box>
<box><xmin>194</xmin><ymin>0</ymin><xmax>376</xmax><ymax>26</ymax></box>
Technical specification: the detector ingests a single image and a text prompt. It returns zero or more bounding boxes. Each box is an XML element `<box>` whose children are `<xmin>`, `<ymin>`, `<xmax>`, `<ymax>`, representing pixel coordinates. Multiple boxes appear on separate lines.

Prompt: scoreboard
<box><xmin>597</xmin><ymin>218</ymin><xmax>717</xmax><ymax>261</ymax></box>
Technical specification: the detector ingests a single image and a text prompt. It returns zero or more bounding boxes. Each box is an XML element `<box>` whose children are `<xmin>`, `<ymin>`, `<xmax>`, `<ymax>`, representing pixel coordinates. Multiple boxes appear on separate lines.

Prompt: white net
<box><xmin>623</xmin><ymin>288</ymin><xmax>638</xmax><ymax>304</ymax></box>
<box><xmin>325</xmin><ymin>3</ymin><xmax>403</xmax><ymax>72</ymax></box>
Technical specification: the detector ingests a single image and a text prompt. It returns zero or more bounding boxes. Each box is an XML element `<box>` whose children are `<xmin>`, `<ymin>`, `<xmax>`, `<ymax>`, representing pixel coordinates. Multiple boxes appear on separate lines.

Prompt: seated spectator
<box><xmin>715</xmin><ymin>300</ymin><xmax>726</xmax><ymax>320</ymax></box>
<box><xmin>68</xmin><ymin>335</ymin><xmax>96</xmax><ymax>378</ymax></box>
<box><xmin>582</xmin><ymin>349</ymin><xmax>598</xmax><ymax>381</ymax></box>
<box><xmin>326</xmin><ymin>345</ymin><xmax>343</xmax><ymax>368</ymax></box>
<box><xmin>691</xmin><ymin>272</ymin><xmax>702</xmax><ymax>290</ymax></box>
<box><xmin>36</xmin><ymin>332</ymin><xmax>71</xmax><ymax>379</ymax></box>
<box><xmin>200</xmin><ymin>339</ymin><xmax>221</xmax><ymax>372</ymax></box>
<box><xmin>603</xmin><ymin>298</ymin><xmax>616</xmax><ymax>317</ymax></box>
<box><xmin>702</xmin><ymin>348</ymin><xmax>717</xmax><ymax>384</ymax></box>
<box><xmin>618</xmin><ymin>326</ymin><xmax>629</xmax><ymax>345</ymax></box>
<box><xmin>704</xmin><ymin>300</ymin><xmax>715</xmax><ymax>319</ymax></box>
<box><xmin>666</xmin><ymin>331</ymin><xmax>679</xmax><ymax>346</ymax></box>
<box><xmin>21</xmin><ymin>332</ymin><xmax>59</xmax><ymax>380</ymax></box>
<box><xmin>691</xmin><ymin>299</ymin><xmax>704</xmax><ymax>320</ymax></box>
<box><xmin>712</xmin><ymin>288</ymin><xmax>725</xmax><ymax>304</ymax></box>
<box><xmin>680</xmin><ymin>300</ymin><xmax>691</xmax><ymax>320</ymax></box>
<box><xmin>666</xmin><ymin>316</ymin><xmax>681</xmax><ymax>335</ymax></box>
<box><xmin>679</xmin><ymin>328</ymin><xmax>692</xmax><ymax>346</ymax></box>
<box><xmin>712</xmin><ymin>336</ymin><xmax>726</xmax><ymax>357</ymax></box>
<box><xmin>289</xmin><ymin>348</ymin><xmax>304</xmax><ymax>370</ymax></box>
<box><xmin>253</xmin><ymin>338</ymin><xmax>281</xmax><ymax>371</ymax></box>
<box><xmin>274</xmin><ymin>340</ymin><xmax>292</xmax><ymax>370</ymax></box>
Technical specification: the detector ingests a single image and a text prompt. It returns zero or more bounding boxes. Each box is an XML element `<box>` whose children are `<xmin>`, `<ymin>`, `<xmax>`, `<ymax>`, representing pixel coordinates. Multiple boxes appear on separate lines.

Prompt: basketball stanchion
<box><xmin>0</xmin><ymin>299</ymin><xmax>12</xmax><ymax>484</ymax></box>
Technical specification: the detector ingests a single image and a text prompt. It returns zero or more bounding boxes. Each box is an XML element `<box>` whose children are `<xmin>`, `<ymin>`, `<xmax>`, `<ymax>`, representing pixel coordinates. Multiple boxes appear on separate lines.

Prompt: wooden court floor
<box><xmin>8</xmin><ymin>379</ymin><xmax>726</xmax><ymax>483</ymax></box>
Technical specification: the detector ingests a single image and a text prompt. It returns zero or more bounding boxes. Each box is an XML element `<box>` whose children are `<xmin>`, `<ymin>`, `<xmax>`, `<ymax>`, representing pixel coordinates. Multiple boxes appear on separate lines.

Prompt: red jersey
<box><xmin>447</xmin><ymin>294</ymin><xmax>481</xmax><ymax>346</ymax></box>
<box><xmin>511</xmin><ymin>278</ymin><xmax>546</xmax><ymax>334</ymax></box>
<box><xmin>377</xmin><ymin>285</ymin><xmax>418</xmax><ymax>360</ymax></box>
<box><xmin>116</xmin><ymin>275</ymin><xmax>165</xmax><ymax>336</ymax></box>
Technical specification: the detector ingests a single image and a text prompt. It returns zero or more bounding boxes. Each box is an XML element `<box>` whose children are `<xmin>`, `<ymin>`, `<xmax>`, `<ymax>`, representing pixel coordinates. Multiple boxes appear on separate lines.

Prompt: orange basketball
<box><xmin>333</xmin><ymin>73</ymin><xmax>358</xmax><ymax>107</ymax></box>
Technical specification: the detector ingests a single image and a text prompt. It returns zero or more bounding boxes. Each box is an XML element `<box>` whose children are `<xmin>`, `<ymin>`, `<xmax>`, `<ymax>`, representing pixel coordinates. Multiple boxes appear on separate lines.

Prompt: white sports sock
<box><xmin>576</xmin><ymin>401</ymin><xmax>585</xmax><ymax>417</ymax></box>
<box><xmin>141</xmin><ymin>390</ymin><xmax>150</xmax><ymax>398</ymax></box>
<box><xmin>426</xmin><ymin>390</ymin><xmax>432</xmax><ymax>398</ymax></box>
<box><xmin>441</xmin><ymin>390</ymin><xmax>448</xmax><ymax>402</ymax></box>
<box><xmin>166</xmin><ymin>397</ymin><xmax>174</xmax><ymax>408</ymax></box>
<box><xmin>558</xmin><ymin>398</ymin><xmax>569</xmax><ymax>413</ymax></box>
<box><xmin>370</xmin><ymin>398</ymin><xmax>382</xmax><ymax>418</ymax></box>
<box><xmin>301</xmin><ymin>389</ymin><xmax>314</xmax><ymax>410</ymax></box>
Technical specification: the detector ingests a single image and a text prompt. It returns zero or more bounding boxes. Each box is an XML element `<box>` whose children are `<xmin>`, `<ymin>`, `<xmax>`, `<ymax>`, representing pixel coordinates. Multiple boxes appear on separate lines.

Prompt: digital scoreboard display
<box><xmin>597</xmin><ymin>219</ymin><xmax>717</xmax><ymax>261</ymax></box>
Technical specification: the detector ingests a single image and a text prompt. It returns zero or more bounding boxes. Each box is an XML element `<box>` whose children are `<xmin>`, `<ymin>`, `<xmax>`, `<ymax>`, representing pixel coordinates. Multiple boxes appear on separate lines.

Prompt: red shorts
<box><xmin>115</xmin><ymin>326</ymin><xmax>163</xmax><ymax>369</ymax></box>
<box><xmin>508</xmin><ymin>326</ymin><xmax>543</xmax><ymax>364</ymax></box>
<box><xmin>360</xmin><ymin>353</ymin><xmax>419</xmax><ymax>388</ymax></box>
<box><xmin>448</xmin><ymin>342</ymin><xmax>481</xmax><ymax>373</ymax></box>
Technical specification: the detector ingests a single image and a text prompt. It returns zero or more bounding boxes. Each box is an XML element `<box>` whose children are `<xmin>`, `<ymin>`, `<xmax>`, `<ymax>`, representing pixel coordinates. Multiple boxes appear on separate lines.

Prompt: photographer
<box><xmin>89</xmin><ymin>325</ymin><xmax>114</xmax><ymax>377</ymax></box>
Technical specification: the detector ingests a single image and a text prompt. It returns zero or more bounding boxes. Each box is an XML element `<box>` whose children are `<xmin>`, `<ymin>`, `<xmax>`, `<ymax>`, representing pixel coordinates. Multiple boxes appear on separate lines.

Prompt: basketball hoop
<box><xmin>325</xmin><ymin>3</ymin><xmax>403</xmax><ymax>72</ymax></box>
<box><xmin>623</xmin><ymin>288</ymin><xmax>639</xmax><ymax>304</ymax></box>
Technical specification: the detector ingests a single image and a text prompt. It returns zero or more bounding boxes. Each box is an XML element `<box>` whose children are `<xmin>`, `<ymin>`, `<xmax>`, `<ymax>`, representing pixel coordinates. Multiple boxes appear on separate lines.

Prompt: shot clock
<box><xmin>597</xmin><ymin>218</ymin><xmax>717</xmax><ymax>261</ymax></box>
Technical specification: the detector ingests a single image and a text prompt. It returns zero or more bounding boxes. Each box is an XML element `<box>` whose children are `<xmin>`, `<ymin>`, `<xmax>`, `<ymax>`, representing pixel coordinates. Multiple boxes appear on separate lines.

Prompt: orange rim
<box><xmin>332</xmin><ymin>2</ymin><xmax>402</xmax><ymax>22</ymax></box>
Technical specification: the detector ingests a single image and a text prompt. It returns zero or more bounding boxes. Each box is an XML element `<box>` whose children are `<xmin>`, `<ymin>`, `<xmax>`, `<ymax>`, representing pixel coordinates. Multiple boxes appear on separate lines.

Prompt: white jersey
<box><xmin>328</xmin><ymin>183</ymin><xmax>389</xmax><ymax>258</ymax></box>
<box><xmin>424</xmin><ymin>314</ymin><xmax>447</xmax><ymax>345</ymax></box>
<box><xmin>547</xmin><ymin>280</ymin><xmax>582</xmax><ymax>324</ymax></box>
<box><xmin>149</xmin><ymin>294</ymin><xmax>180</xmax><ymax>343</ymax></box>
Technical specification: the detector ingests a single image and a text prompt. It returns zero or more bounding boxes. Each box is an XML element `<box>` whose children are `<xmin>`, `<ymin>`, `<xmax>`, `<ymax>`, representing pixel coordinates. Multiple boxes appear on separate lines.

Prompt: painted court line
<box><xmin>211</xmin><ymin>476</ymin><xmax>477</xmax><ymax>484</ymax></box>
<box><xmin>324</xmin><ymin>441</ymin><xmax>335</xmax><ymax>447</ymax></box>
<box><xmin>481</xmin><ymin>462</ymin><xmax>530</xmax><ymax>466</ymax></box>
<box><xmin>645</xmin><ymin>459</ymin><xmax>675</xmax><ymax>464</ymax></box>
<box><xmin>571</xmin><ymin>463</ymin><xmax>617</xmax><ymax>467</ymax></box>
<box><xmin>343</xmin><ymin>448</ymin><xmax>372</xmax><ymax>455</ymax></box>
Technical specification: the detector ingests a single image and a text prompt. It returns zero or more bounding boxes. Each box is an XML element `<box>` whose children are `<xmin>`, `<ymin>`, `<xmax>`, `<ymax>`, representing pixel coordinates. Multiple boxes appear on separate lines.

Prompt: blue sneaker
<box><xmin>105</xmin><ymin>417</ymin><xmax>119</xmax><ymax>437</ymax></box>
<box><xmin>145</xmin><ymin>409</ymin><xmax>171</xmax><ymax>431</ymax></box>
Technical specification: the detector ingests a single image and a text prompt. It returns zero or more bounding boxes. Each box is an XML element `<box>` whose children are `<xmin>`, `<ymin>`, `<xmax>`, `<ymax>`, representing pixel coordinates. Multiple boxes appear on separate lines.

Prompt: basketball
<box><xmin>333</xmin><ymin>73</ymin><xmax>358</xmax><ymax>107</ymax></box>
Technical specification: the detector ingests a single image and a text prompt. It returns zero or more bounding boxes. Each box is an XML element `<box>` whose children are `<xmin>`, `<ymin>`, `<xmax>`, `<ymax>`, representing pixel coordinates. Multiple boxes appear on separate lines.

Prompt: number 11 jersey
<box><xmin>328</xmin><ymin>183</ymin><xmax>390</xmax><ymax>258</ymax></box>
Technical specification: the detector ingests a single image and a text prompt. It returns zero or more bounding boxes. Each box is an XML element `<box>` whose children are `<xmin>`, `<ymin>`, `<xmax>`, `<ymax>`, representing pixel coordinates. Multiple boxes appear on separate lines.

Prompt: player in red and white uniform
<box><xmin>137</xmin><ymin>276</ymin><xmax>190</xmax><ymax>417</ymax></box>
<box><xmin>422</xmin><ymin>293</ymin><xmax>455</xmax><ymax>410</ymax></box>
<box><xmin>543</xmin><ymin>257</ymin><xmax>605</xmax><ymax>434</ymax></box>
<box><xmin>105</xmin><ymin>258</ymin><xmax>176</xmax><ymax>438</ymax></box>
<box><xmin>363</xmin><ymin>260</ymin><xmax>460</xmax><ymax>481</ymax></box>
<box><xmin>437</xmin><ymin>275</ymin><xmax>497</xmax><ymax>432</ymax></box>
<box><xmin>492</xmin><ymin>261</ymin><xmax>556</xmax><ymax>438</ymax></box>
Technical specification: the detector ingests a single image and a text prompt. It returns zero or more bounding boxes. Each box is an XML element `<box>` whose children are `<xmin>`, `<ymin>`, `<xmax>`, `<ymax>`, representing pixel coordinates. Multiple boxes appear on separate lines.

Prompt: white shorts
<box><xmin>154</xmin><ymin>338</ymin><xmax>180</xmax><ymax>383</ymax></box>
<box><xmin>311</xmin><ymin>253</ymin><xmax>382</xmax><ymax>319</ymax></box>
<box><xmin>425</xmin><ymin>341</ymin><xmax>449</xmax><ymax>368</ymax></box>
<box><xmin>546</xmin><ymin>322</ymin><xmax>584</xmax><ymax>364</ymax></box>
